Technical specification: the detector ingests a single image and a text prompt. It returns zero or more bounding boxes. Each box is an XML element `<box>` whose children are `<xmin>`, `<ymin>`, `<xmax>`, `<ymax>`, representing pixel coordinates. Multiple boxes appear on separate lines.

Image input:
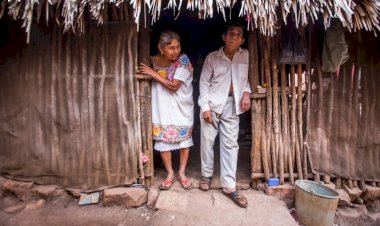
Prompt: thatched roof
<box><xmin>1</xmin><ymin>0</ymin><xmax>379</xmax><ymax>42</ymax></box>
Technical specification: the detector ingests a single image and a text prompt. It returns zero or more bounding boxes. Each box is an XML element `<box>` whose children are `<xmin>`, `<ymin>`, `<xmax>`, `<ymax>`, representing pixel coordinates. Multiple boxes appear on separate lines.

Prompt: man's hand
<box><xmin>241</xmin><ymin>92</ymin><xmax>251</xmax><ymax>112</ymax></box>
<box><xmin>203</xmin><ymin>110</ymin><xmax>212</xmax><ymax>124</ymax></box>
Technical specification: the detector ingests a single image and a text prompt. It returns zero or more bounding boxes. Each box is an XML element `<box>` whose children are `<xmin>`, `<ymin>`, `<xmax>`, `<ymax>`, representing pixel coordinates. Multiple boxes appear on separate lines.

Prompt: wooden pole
<box><xmin>138</xmin><ymin>20</ymin><xmax>153</xmax><ymax>186</ymax></box>
<box><xmin>304</xmin><ymin>26</ymin><xmax>312</xmax><ymax>179</ymax></box>
<box><xmin>272</xmin><ymin>59</ymin><xmax>280</xmax><ymax>180</ymax></box>
<box><xmin>251</xmin><ymin>173</ymin><xmax>314</xmax><ymax>179</ymax></box>
<box><xmin>248</xmin><ymin>29</ymin><xmax>262</xmax><ymax>182</ymax></box>
<box><xmin>264</xmin><ymin>36</ymin><xmax>273</xmax><ymax>179</ymax></box>
<box><xmin>271</xmin><ymin>36</ymin><xmax>284</xmax><ymax>183</ymax></box>
<box><xmin>280</xmin><ymin>64</ymin><xmax>294</xmax><ymax>184</ymax></box>
<box><xmin>291</xmin><ymin>65</ymin><xmax>303</xmax><ymax>180</ymax></box>
<box><xmin>296</xmin><ymin>64</ymin><xmax>304</xmax><ymax>180</ymax></box>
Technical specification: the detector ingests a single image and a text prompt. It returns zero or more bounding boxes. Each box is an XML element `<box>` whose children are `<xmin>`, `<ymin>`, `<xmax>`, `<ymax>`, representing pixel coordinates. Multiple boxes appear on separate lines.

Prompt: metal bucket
<box><xmin>295</xmin><ymin>180</ymin><xmax>339</xmax><ymax>226</ymax></box>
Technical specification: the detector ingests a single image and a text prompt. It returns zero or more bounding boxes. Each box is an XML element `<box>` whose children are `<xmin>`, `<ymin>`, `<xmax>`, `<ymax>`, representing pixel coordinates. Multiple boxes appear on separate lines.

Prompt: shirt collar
<box><xmin>216</xmin><ymin>46</ymin><xmax>243</xmax><ymax>58</ymax></box>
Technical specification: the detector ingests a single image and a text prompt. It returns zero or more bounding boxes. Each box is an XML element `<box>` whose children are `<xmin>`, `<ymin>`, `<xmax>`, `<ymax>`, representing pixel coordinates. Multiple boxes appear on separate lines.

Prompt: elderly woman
<box><xmin>138</xmin><ymin>30</ymin><xmax>194</xmax><ymax>190</ymax></box>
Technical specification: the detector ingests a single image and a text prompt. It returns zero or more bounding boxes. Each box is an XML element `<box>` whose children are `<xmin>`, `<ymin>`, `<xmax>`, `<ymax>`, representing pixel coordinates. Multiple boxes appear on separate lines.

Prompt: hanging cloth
<box><xmin>322</xmin><ymin>22</ymin><xmax>349</xmax><ymax>72</ymax></box>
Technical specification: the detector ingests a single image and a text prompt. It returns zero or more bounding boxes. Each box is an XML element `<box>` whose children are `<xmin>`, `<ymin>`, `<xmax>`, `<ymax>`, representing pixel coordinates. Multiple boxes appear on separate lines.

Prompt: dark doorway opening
<box><xmin>150</xmin><ymin>9</ymin><xmax>252</xmax><ymax>189</ymax></box>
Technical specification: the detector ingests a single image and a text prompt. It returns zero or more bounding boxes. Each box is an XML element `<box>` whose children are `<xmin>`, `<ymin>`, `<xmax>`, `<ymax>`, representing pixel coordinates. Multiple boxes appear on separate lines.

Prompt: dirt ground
<box><xmin>0</xmin><ymin>192</ymin><xmax>155</xmax><ymax>226</ymax></box>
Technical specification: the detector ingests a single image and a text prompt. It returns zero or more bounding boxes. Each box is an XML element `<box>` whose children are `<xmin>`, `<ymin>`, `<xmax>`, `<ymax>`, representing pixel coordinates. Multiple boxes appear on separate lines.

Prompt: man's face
<box><xmin>222</xmin><ymin>26</ymin><xmax>245</xmax><ymax>50</ymax></box>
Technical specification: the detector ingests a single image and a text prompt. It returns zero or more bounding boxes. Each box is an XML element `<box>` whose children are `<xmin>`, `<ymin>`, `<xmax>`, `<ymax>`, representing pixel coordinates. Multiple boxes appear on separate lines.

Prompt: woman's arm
<box><xmin>138</xmin><ymin>63</ymin><xmax>182</xmax><ymax>92</ymax></box>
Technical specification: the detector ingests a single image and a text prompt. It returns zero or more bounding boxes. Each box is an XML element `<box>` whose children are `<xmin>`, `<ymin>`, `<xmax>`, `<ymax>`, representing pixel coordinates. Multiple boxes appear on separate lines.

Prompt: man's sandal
<box><xmin>222</xmin><ymin>190</ymin><xmax>248</xmax><ymax>208</ymax></box>
<box><xmin>199</xmin><ymin>176</ymin><xmax>211</xmax><ymax>191</ymax></box>
<box><xmin>159</xmin><ymin>177</ymin><xmax>176</xmax><ymax>190</ymax></box>
<box><xmin>178</xmin><ymin>177</ymin><xmax>193</xmax><ymax>190</ymax></box>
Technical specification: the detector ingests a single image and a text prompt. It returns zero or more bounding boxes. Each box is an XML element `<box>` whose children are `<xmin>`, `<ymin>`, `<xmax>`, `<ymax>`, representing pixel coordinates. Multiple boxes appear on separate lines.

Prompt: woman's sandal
<box><xmin>178</xmin><ymin>177</ymin><xmax>193</xmax><ymax>190</ymax></box>
<box><xmin>199</xmin><ymin>176</ymin><xmax>211</xmax><ymax>191</ymax></box>
<box><xmin>159</xmin><ymin>177</ymin><xmax>177</xmax><ymax>190</ymax></box>
<box><xmin>222</xmin><ymin>190</ymin><xmax>248</xmax><ymax>208</ymax></box>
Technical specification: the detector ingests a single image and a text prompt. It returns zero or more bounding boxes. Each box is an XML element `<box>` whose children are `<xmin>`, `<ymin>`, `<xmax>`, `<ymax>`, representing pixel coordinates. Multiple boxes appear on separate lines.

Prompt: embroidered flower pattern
<box><xmin>153</xmin><ymin>125</ymin><xmax>162</xmax><ymax>137</ymax></box>
<box><xmin>152</xmin><ymin>124</ymin><xmax>192</xmax><ymax>143</ymax></box>
<box><xmin>151</xmin><ymin>54</ymin><xmax>192</xmax><ymax>81</ymax></box>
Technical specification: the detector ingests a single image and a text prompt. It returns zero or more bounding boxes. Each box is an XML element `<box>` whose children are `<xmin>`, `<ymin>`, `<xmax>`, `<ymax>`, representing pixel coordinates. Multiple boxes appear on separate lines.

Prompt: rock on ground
<box><xmin>103</xmin><ymin>187</ymin><xmax>147</xmax><ymax>208</ymax></box>
<box><xmin>2</xmin><ymin>180</ymin><xmax>33</xmax><ymax>201</ymax></box>
<box><xmin>265</xmin><ymin>184</ymin><xmax>295</xmax><ymax>208</ymax></box>
<box><xmin>335</xmin><ymin>204</ymin><xmax>380</xmax><ymax>226</ymax></box>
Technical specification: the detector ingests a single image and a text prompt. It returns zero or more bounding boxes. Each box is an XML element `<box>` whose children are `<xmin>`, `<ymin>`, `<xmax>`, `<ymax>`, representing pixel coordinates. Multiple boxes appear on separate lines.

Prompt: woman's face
<box><xmin>159</xmin><ymin>39</ymin><xmax>181</xmax><ymax>61</ymax></box>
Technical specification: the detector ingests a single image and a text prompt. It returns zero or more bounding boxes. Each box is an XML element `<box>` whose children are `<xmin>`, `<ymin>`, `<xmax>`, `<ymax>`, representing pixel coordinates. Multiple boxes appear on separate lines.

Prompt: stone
<box><xmin>335</xmin><ymin>204</ymin><xmax>380</xmax><ymax>226</ymax></box>
<box><xmin>365</xmin><ymin>199</ymin><xmax>380</xmax><ymax>213</ymax></box>
<box><xmin>66</xmin><ymin>189</ymin><xmax>82</xmax><ymax>199</ymax></box>
<box><xmin>155</xmin><ymin>190</ymin><xmax>188</xmax><ymax>213</ymax></box>
<box><xmin>265</xmin><ymin>184</ymin><xmax>295</xmax><ymax>208</ymax></box>
<box><xmin>343</xmin><ymin>184</ymin><xmax>363</xmax><ymax>202</ymax></box>
<box><xmin>0</xmin><ymin>176</ymin><xmax>6</xmax><ymax>197</ymax></box>
<box><xmin>147</xmin><ymin>186</ymin><xmax>160</xmax><ymax>209</ymax></box>
<box><xmin>2</xmin><ymin>180</ymin><xmax>33</xmax><ymax>201</ymax></box>
<box><xmin>322</xmin><ymin>182</ymin><xmax>336</xmax><ymax>191</ymax></box>
<box><xmin>361</xmin><ymin>185</ymin><xmax>380</xmax><ymax>202</ymax></box>
<box><xmin>31</xmin><ymin>185</ymin><xmax>62</xmax><ymax>200</ymax></box>
<box><xmin>25</xmin><ymin>199</ymin><xmax>46</xmax><ymax>210</ymax></box>
<box><xmin>3</xmin><ymin>203</ymin><xmax>25</xmax><ymax>213</ymax></box>
<box><xmin>337</xmin><ymin>189</ymin><xmax>352</xmax><ymax>206</ymax></box>
<box><xmin>256</xmin><ymin>182</ymin><xmax>266</xmax><ymax>192</ymax></box>
<box><xmin>103</xmin><ymin>187</ymin><xmax>147</xmax><ymax>208</ymax></box>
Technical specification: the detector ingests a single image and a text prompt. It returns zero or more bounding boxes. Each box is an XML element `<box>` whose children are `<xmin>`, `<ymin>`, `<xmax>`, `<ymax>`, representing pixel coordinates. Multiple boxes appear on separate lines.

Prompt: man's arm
<box><xmin>198</xmin><ymin>54</ymin><xmax>214</xmax><ymax>123</ymax></box>
<box><xmin>198</xmin><ymin>54</ymin><xmax>214</xmax><ymax>113</ymax></box>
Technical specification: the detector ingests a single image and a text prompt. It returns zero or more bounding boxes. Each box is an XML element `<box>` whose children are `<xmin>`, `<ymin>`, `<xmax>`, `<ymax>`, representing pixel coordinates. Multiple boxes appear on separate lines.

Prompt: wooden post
<box><xmin>304</xmin><ymin>26</ymin><xmax>312</xmax><ymax>180</ymax></box>
<box><xmin>138</xmin><ymin>20</ymin><xmax>153</xmax><ymax>186</ymax></box>
<box><xmin>281</xmin><ymin>64</ymin><xmax>294</xmax><ymax>184</ymax></box>
<box><xmin>272</xmin><ymin>57</ymin><xmax>280</xmax><ymax>181</ymax></box>
<box><xmin>264</xmin><ymin>36</ymin><xmax>273</xmax><ymax>179</ymax></box>
<box><xmin>296</xmin><ymin>64</ymin><xmax>304</xmax><ymax>180</ymax></box>
<box><xmin>249</xmin><ymin>29</ymin><xmax>262</xmax><ymax>183</ymax></box>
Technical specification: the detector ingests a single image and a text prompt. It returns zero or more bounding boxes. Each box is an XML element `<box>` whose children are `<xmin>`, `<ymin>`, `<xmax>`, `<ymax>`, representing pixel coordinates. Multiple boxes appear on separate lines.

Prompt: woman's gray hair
<box><xmin>158</xmin><ymin>30</ymin><xmax>180</xmax><ymax>47</ymax></box>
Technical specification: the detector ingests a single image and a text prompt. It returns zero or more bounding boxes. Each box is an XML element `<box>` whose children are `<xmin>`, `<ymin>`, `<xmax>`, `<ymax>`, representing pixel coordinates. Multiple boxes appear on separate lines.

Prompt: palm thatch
<box><xmin>1</xmin><ymin>0</ymin><xmax>380</xmax><ymax>42</ymax></box>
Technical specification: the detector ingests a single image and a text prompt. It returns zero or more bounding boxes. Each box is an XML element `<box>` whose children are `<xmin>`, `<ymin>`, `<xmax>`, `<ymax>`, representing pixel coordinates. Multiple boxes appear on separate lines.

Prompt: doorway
<box><xmin>150</xmin><ymin>10</ymin><xmax>252</xmax><ymax>189</ymax></box>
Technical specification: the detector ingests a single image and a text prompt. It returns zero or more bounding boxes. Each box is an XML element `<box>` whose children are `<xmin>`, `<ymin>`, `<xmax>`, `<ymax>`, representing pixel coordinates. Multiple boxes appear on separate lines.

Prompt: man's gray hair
<box><xmin>158</xmin><ymin>30</ymin><xmax>180</xmax><ymax>47</ymax></box>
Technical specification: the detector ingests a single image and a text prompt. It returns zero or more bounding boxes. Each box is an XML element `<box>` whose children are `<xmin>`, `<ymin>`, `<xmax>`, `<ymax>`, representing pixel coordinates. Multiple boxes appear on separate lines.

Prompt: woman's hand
<box><xmin>241</xmin><ymin>92</ymin><xmax>251</xmax><ymax>112</ymax></box>
<box><xmin>138</xmin><ymin>63</ymin><xmax>156</xmax><ymax>78</ymax></box>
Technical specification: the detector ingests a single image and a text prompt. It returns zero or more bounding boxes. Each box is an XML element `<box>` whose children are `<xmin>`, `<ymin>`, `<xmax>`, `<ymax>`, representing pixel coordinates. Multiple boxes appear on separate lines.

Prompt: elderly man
<box><xmin>198</xmin><ymin>23</ymin><xmax>252</xmax><ymax>208</ymax></box>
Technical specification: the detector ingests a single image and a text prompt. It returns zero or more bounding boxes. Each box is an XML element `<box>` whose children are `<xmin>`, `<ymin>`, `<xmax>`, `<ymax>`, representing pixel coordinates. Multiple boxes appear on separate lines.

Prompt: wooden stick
<box><xmin>261</xmin><ymin>99</ymin><xmax>269</xmax><ymax>181</ymax></box>
<box><xmin>291</xmin><ymin>65</ymin><xmax>303</xmax><ymax>180</ymax></box>
<box><xmin>348</xmin><ymin>180</ymin><xmax>354</xmax><ymax>189</ymax></box>
<box><xmin>50</xmin><ymin>27</ymin><xmax>59</xmax><ymax>177</ymax></box>
<box><xmin>335</xmin><ymin>178</ymin><xmax>342</xmax><ymax>189</ymax></box>
<box><xmin>251</xmin><ymin>173</ymin><xmax>314</xmax><ymax>179</ymax></box>
<box><xmin>57</xmin><ymin>30</ymin><xmax>65</xmax><ymax>184</ymax></box>
<box><xmin>65</xmin><ymin>35</ymin><xmax>76</xmax><ymax>181</ymax></box>
<box><xmin>138</xmin><ymin>23</ymin><xmax>152</xmax><ymax>186</ymax></box>
<box><xmin>264</xmin><ymin>36</ymin><xmax>273</xmax><ymax>179</ymax></box>
<box><xmin>280</xmin><ymin>64</ymin><xmax>293</xmax><ymax>184</ymax></box>
<box><xmin>114</xmin><ymin>32</ymin><xmax>126</xmax><ymax>183</ymax></box>
<box><xmin>314</xmin><ymin>52</ymin><xmax>325</xmax><ymax>183</ymax></box>
<box><xmin>272</xmin><ymin>59</ymin><xmax>280</xmax><ymax>180</ymax></box>
<box><xmin>304</xmin><ymin>26</ymin><xmax>312</xmax><ymax>179</ymax></box>
<box><xmin>119</xmin><ymin>30</ymin><xmax>128</xmax><ymax>183</ymax></box>
<box><xmin>71</xmin><ymin>38</ymin><xmax>82</xmax><ymax>183</ymax></box>
<box><xmin>87</xmin><ymin>28</ymin><xmax>97</xmax><ymax>186</ymax></box>
<box><xmin>296</xmin><ymin>64</ymin><xmax>304</xmax><ymax>179</ymax></box>
<box><xmin>324</xmin><ymin>71</ymin><xmax>334</xmax><ymax>185</ymax></box>
<box><xmin>249</xmin><ymin>29</ymin><xmax>262</xmax><ymax>182</ymax></box>
<box><xmin>96</xmin><ymin>27</ymin><xmax>107</xmax><ymax>185</ymax></box>
<box><xmin>367</xmin><ymin>58</ymin><xmax>377</xmax><ymax>185</ymax></box>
